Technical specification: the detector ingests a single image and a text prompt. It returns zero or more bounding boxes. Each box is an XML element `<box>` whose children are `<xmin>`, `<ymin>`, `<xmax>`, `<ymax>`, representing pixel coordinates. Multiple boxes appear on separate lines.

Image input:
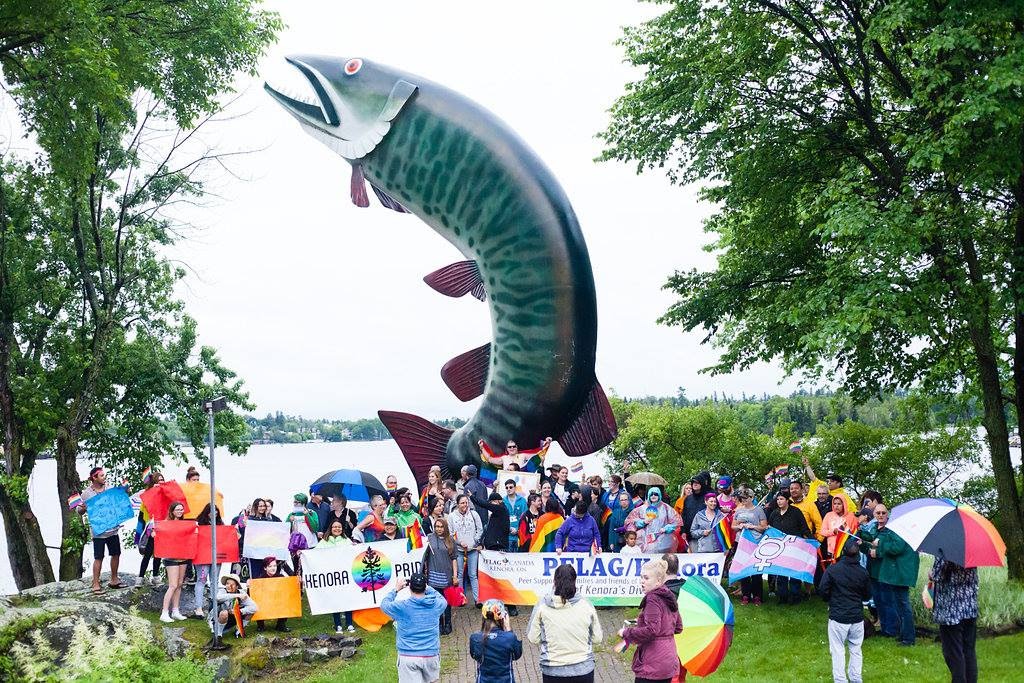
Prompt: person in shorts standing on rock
<box><xmin>79</xmin><ymin>466</ymin><xmax>125</xmax><ymax>594</ymax></box>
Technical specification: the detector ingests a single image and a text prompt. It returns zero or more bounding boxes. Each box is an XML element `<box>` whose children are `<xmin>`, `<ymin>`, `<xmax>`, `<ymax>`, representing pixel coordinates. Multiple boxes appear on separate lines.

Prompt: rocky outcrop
<box><xmin>1</xmin><ymin>573</ymin><xmax>194</xmax><ymax>674</ymax></box>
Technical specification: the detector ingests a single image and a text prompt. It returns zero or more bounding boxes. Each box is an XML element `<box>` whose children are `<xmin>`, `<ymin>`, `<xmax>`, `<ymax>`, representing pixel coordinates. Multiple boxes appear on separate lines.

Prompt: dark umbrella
<box><xmin>309</xmin><ymin>469</ymin><xmax>387</xmax><ymax>504</ymax></box>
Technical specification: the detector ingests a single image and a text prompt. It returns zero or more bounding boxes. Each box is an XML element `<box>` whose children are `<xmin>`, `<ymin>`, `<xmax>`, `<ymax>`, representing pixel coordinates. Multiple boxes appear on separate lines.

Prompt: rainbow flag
<box><xmin>714</xmin><ymin>515</ymin><xmax>735</xmax><ymax>552</ymax></box>
<box><xmin>600</xmin><ymin>506</ymin><xmax>612</xmax><ymax>526</ymax></box>
<box><xmin>232</xmin><ymin>600</ymin><xmax>245</xmax><ymax>638</ymax></box>
<box><xmin>479</xmin><ymin>462</ymin><xmax>499</xmax><ymax>486</ymax></box>
<box><xmin>789</xmin><ymin>441</ymin><xmax>802</xmax><ymax>453</ymax></box>
<box><xmin>67</xmin><ymin>493</ymin><xmax>83</xmax><ymax>510</ymax></box>
<box><xmin>832</xmin><ymin>529</ymin><xmax>855</xmax><ymax>562</ymax></box>
<box><xmin>406</xmin><ymin>522</ymin><xmax>424</xmax><ymax>551</ymax></box>
<box><xmin>141</xmin><ymin>467</ymin><xmax>152</xmax><ymax>484</ymax></box>
<box><xmin>528</xmin><ymin>512</ymin><xmax>563</xmax><ymax>553</ymax></box>
<box><xmin>773</xmin><ymin>464</ymin><xmax>790</xmax><ymax>477</ymax></box>
<box><xmin>570</xmin><ymin>461</ymin><xmax>584</xmax><ymax>473</ymax></box>
<box><xmin>517</xmin><ymin>515</ymin><xmax>531</xmax><ymax>550</ymax></box>
<box><xmin>922</xmin><ymin>581</ymin><xmax>934</xmax><ymax>610</ymax></box>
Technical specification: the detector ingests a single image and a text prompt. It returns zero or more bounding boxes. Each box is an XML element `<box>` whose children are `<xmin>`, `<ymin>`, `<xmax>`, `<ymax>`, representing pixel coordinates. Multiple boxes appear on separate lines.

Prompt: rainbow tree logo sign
<box><xmin>353</xmin><ymin>546</ymin><xmax>392</xmax><ymax>604</ymax></box>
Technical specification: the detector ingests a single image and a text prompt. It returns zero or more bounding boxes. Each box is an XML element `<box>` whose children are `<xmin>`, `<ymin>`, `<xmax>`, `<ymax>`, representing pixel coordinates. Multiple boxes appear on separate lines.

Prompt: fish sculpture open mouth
<box><xmin>265</xmin><ymin>55</ymin><xmax>617</xmax><ymax>489</ymax></box>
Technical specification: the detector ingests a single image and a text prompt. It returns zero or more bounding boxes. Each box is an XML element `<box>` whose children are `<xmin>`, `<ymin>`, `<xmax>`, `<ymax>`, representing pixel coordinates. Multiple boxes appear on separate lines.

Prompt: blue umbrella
<box><xmin>309</xmin><ymin>469</ymin><xmax>387</xmax><ymax>504</ymax></box>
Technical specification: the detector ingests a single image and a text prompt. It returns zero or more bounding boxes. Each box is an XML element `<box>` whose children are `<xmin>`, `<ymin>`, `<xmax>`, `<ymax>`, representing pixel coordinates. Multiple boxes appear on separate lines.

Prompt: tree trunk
<box><xmin>0</xmin><ymin>486</ymin><xmax>54</xmax><ymax>589</ymax></box>
<box><xmin>969</xmin><ymin>321</ymin><xmax>1024</xmax><ymax>580</ymax></box>
<box><xmin>55</xmin><ymin>428</ymin><xmax>85</xmax><ymax>580</ymax></box>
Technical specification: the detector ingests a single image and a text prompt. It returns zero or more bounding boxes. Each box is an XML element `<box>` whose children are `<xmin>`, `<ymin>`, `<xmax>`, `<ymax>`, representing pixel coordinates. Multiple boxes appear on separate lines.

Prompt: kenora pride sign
<box><xmin>300</xmin><ymin>539</ymin><xmax>425</xmax><ymax>614</ymax></box>
<box><xmin>478</xmin><ymin>551</ymin><xmax>726</xmax><ymax>606</ymax></box>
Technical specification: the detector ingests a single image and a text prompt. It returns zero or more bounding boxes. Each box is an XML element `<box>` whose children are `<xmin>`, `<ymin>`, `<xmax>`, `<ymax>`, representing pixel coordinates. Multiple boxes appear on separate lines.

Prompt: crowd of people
<box><xmin>77</xmin><ymin>441</ymin><xmax>981</xmax><ymax>683</ymax></box>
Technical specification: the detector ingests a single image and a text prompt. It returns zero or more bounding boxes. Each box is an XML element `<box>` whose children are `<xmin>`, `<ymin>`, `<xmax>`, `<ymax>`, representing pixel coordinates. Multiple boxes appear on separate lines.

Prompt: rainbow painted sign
<box><xmin>300</xmin><ymin>539</ymin><xmax>424</xmax><ymax>614</ymax></box>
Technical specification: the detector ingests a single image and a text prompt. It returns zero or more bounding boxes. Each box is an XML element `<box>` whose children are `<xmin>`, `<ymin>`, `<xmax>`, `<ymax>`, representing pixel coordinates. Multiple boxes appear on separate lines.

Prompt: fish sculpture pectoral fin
<box><xmin>377</xmin><ymin>410</ymin><xmax>453</xmax><ymax>483</ymax></box>
<box><xmin>556</xmin><ymin>381</ymin><xmax>618</xmax><ymax>457</ymax></box>
<box><xmin>441</xmin><ymin>343</ymin><xmax>491</xmax><ymax>402</ymax></box>
<box><xmin>423</xmin><ymin>260</ymin><xmax>486</xmax><ymax>301</ymax></box>
<box><xmin>370</xmin><ymin>184</ymin><xmax>409</xmax><ymax>213</ymax></box>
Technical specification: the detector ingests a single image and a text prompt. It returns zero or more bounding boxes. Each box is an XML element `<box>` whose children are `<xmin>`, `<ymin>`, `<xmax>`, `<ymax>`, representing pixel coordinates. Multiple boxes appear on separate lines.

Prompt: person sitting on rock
<box><xmin>211</xmin><ymin>573</ymin><xmax>258</xmax><ymax>640</ymax></box>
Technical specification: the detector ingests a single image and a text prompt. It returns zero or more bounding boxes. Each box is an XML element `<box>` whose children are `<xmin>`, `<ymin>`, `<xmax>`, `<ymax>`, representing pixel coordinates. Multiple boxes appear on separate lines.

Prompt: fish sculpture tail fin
<box><xmin>557</xmin><ymin>380</ymin><xmax>618</xmax><ymax>457</ymax></box>
<box><xmin>378</xmin><ymin>410</ymin><xmax>453</xmax><ymax>487</ymax></box>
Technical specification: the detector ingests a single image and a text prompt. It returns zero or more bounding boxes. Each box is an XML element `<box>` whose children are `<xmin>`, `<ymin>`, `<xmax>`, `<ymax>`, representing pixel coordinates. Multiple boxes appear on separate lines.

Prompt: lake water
<box><xmin>0</xmin><ymin>440</ymin><xmax>608</xmax><ymax>595</ymax></box>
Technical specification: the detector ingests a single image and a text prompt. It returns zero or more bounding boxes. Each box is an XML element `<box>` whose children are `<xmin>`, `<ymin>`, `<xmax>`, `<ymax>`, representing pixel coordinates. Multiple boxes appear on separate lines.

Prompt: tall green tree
<box><xmin>0</xmin><ymin>0</ymin><xmax>278</xmax><ymax>588</ymax></box>
<box><xmin>601</xmin><ymin>1</ymin><xmax>1024</xmax><ymax>577</ymax></box>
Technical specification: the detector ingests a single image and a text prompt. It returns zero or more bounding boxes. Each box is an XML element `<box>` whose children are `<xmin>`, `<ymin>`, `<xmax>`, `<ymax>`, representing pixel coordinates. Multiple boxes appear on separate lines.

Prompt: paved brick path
<box><xmin>442</xmin><ymin>604</ymin><xmax>631</xmax><ymax>682</ymax></box>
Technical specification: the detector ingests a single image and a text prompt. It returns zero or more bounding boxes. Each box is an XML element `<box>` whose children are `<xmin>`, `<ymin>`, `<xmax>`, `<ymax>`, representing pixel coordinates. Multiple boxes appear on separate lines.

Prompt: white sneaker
<box><xmin>171</xmin><ymin>611</ymin><xmax>187</xmax><ymax>621</ymax></box>
<box><xmin>346</xmin><ymin>625</ymin><xmax>355</xmax><ymax>633</ymax></box>
<box><xmin>335</xmin><ymin>626</ymin><xmax>343</xmax><ymax>634</ymax></box>
<box><xmin>159</xmin><ymin>612</ymin><xmax>173</xmax><ymax>623</ymax></box>
<box><xmin>150</xmin><ymin>575</ymin><xmax>162</xmax><ymax>586</ymax></box>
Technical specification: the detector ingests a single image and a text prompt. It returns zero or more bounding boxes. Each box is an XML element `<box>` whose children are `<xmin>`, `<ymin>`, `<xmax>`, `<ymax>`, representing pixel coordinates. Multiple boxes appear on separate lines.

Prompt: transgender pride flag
<box><xmin>729</xmin><ymin>527</ymin><xmax>820</xmax><ymax>585</ymax></box>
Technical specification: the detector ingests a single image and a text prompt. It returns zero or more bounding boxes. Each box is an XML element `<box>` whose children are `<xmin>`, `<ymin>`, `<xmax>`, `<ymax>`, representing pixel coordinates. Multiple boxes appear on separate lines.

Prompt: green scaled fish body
<box><xmin>266</xmin><ymin>55</ymin><xmax>615</xmax><ymax>485</ymax></box>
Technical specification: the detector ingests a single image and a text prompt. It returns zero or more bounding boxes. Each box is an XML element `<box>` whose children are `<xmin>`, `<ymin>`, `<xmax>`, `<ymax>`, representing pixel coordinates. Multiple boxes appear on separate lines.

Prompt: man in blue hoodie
<box><xmin>381</xmin><ymin>573</ymin><xmax>449</xmax><ymax>683</ymax></box>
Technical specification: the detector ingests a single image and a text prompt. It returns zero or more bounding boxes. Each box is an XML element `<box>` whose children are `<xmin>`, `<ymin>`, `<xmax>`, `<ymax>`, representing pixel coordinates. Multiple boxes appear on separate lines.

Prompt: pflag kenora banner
<box><xmin>478</xmin><ymin>551</ymin><xmax>726</xmax><ymax>606</ymax></box>
<box><xmin>300</xmin><ymin>539</ymin><xmax>425</xmax><ymax>614</ymax></box>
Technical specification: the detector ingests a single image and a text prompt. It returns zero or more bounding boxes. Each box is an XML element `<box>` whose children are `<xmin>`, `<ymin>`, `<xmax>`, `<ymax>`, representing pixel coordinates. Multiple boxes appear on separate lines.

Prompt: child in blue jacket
<box><xmin>470</xmin><ymin>599</ymin><xmax>523</xmax><ymax>683</ymax></box>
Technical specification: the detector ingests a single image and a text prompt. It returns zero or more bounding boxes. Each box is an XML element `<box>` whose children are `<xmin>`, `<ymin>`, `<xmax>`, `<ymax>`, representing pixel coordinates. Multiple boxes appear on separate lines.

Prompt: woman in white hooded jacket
<box><xmin>527</xmin><ymin>564</ymin><xmax>603</xmax><ymax>682</ymax></box>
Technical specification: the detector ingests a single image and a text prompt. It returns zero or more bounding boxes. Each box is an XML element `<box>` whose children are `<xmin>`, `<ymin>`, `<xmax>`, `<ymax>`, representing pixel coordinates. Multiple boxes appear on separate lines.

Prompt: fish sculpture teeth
<box><xmin>264</xmin><ymin>55</ymin><xmax>617</xmax><ymax>488</ymax></box>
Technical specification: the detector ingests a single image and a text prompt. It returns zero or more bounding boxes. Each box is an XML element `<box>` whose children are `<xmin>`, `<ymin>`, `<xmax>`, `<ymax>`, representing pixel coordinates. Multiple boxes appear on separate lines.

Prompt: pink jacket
<box><xmin>624</xmin><ymin>585</ymin><xmax>683</xmax><ymax>679</ymax></box>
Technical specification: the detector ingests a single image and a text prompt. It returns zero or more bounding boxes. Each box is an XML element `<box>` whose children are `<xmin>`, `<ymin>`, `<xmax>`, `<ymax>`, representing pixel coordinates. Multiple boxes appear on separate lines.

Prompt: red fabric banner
<box><xmin>192</xmin><ymin>525</ymin><xmax>240</xmax><ymax>564</ymax></box>
<box><xmin>153</xmin><ymin>520</ymin><xmax>198</xmax><ymax>560</ymax></box>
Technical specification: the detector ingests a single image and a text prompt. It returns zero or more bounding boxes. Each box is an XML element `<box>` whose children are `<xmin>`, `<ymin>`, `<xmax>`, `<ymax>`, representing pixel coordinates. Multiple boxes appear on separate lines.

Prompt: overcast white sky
<box><xmin>160</xmin><ymin>1</ymin><xmax>803</xmax><ymax>420</ymax></box>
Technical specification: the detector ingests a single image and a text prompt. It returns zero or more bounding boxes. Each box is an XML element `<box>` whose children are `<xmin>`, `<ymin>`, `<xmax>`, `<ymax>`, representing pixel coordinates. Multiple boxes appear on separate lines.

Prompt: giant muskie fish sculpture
<box><xmin>265</xmin><ymin>55</ymin><xmax>616</xmax><ymax>487</ymax></box>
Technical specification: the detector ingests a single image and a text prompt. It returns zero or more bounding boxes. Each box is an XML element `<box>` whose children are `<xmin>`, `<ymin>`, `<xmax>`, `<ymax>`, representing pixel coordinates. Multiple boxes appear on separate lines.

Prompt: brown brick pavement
<box><xmin>442</xmin><ymin>604</ymin><xmax>631</xmax><ymax>682</ymax></box>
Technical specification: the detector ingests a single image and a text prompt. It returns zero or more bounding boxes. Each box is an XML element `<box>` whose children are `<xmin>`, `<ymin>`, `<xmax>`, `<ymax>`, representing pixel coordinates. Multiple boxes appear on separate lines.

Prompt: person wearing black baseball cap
<box><xmin>381</xmin><ymin>573</ymin><xmax>448</xmax><ymax>682</ymax></box>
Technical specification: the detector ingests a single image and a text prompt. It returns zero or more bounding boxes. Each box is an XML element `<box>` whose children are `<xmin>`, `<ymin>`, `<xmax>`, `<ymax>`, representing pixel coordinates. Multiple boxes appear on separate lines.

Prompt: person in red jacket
<box><xmin>618</xmin><ymin>558</ymin><xmax>683</xmax><ymax>683</ymax></box>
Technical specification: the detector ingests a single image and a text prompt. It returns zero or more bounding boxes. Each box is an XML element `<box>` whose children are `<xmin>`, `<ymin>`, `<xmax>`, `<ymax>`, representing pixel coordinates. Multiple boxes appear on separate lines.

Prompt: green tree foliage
<box><xmin>600</xmin><ymin>1</ymin><xmax>1024</xmax><ymax>577</ymax></box>
<box><xmin>0</xmin><ymin>1</ymin><xmax>279</xmax><ymax>588</ymax></box>
<box><xmin>606</xmin><ymin>397</ymin><xmax>984</xmax><ymax>508</ymax></box>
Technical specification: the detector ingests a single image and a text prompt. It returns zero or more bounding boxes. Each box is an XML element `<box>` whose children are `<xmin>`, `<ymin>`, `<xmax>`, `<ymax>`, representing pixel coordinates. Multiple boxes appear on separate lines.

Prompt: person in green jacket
<box><xmin>387</xmin><ymin>492</ymin><xmax>420</xmax><ymax>533</ymax></box>
<box><xmin>859</xmin><ymin>505</ymin><xmax>898</xmax><ymax>638</ymax></box>
<box><xmin>863</xmin><ymin>505</ymin><xmax>918</xmax><ymax>645</ymax></box>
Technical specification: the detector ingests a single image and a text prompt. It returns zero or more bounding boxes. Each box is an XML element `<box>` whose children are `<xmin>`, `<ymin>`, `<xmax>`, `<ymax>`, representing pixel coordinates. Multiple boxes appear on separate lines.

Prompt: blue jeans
<box><xmin>456</xmin><ymin>547</ymin><xmax>479</xmax><ymax>604</ymax></box>
<box><xmin>776</xmin><ymin>576</ymin><xmax>803</xmax><ymax>602</ymax></box>
<box><xmin>889</xmin><ymin>585</ymin><xmax>915</xmax><ymax>644</ymax></box>
<box><xmin>873</xmin><ymin>579</ymin><xmax>898</xmax><ymax>636</ymax></box>
<box><xmin>332</xmin><ymin>612</ymin><xmax>353</xmax><ymax>629</ymax></box>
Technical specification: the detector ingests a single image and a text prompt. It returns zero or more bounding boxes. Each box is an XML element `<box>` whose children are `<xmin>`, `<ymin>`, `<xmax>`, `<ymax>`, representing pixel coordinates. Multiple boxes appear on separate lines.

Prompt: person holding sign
<box><xmin>321</xmin><ymin>520</ymin><xmax>356</xmax><ymax>633</ymax></box>
<box><xmin>254</xmin><ymin>557</ymin><xmax>294</xmax><ymax>633</ymax></box>
<box><xmin>193</xmin><ymin>503</ymin><xmax>227</xmax><ymax>617</ymax></box>
<box><xmin>158</xmin><ymin>501</ymin><xmax>191</xmax><ymax>623</ymax></box>
<box><xmin>79</xmin><ymin>467</ymin><xmax>125</xmax><ymax>594</ymax></box>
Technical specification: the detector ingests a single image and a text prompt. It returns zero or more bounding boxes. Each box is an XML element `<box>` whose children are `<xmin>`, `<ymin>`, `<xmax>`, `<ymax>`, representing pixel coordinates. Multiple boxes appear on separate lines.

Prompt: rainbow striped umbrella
<box><xmin>887</xmin><ymin>497</ymin><xmax>1006</xmax><ymax>568</ymax></box>
<box><xmin>675</xmin><ymin>575</ymin><xmax>734</xmax><ymax>677</ymax></box>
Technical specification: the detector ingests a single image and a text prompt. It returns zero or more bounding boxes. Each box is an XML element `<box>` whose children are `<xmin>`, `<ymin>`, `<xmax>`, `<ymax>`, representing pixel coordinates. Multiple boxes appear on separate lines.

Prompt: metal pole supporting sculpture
<box><xmin>265</xmin><ymin>55</ymin><xmax>616</xmax><ymax>488</ymax></box>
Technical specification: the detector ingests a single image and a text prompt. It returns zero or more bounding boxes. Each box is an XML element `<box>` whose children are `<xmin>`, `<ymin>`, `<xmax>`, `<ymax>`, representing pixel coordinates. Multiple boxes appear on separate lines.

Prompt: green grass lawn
<box><xmin>619</xmin><ymin>595</ymin><xmax>1024</xmax><ymax>682</ymax></box>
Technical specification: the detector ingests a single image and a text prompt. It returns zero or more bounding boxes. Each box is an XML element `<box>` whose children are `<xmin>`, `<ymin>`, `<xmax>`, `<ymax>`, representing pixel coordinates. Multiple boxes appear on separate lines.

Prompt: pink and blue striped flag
<box><xmin>728</xmin><ymin>527</ymin><xmax>820</xmax><ymax>585</ymax></box>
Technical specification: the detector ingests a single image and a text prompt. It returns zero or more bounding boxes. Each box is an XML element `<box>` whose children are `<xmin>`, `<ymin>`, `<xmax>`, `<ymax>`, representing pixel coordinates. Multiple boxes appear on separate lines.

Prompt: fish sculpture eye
<box><xmin>344</xmin><ymin>58</ymin><xmax>362</xmax><ymax>75</ymax></box>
